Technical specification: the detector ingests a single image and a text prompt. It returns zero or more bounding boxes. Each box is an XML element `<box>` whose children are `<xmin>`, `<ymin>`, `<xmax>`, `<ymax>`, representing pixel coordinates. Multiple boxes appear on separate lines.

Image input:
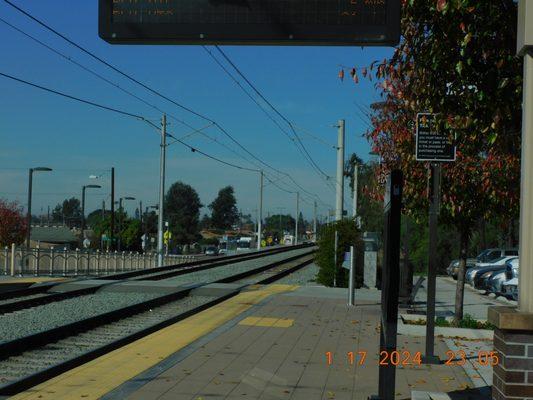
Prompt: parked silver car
<box><xmin>466</xmin><ymin>256</ymin><xmax>517</xmax><ymax>286</ymax></box>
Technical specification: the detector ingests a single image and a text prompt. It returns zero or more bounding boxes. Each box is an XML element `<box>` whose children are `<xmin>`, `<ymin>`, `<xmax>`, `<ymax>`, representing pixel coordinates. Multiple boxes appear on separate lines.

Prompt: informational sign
<box><xmin>342</xmin><ymin>251</ymin><xmax>351</xmax><ymax>270</ymax></box>
<box><xmin>415</xmin><ymin>113</ymin><xmax>456</xmax><ymax>162</ymax></box>
<box><xmin>99</xmin><ymin>0</ymin><xmax>400</xmax><ymax>46</ymax></box>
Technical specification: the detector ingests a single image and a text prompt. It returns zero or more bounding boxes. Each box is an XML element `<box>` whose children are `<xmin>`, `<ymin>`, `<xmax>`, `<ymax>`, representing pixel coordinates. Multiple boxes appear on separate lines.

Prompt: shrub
<box><xmin>315</xmin><ymin>219</ymin><xmax>363</xmax><ymax>288</ymax></box>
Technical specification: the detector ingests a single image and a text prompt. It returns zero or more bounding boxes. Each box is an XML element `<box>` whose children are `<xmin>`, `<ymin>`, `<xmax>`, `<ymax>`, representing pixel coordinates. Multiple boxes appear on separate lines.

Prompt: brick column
<box><xmin>489</xmin><ymin>306</ymin><xmax>533</xmax><ymax>399</ymax></box>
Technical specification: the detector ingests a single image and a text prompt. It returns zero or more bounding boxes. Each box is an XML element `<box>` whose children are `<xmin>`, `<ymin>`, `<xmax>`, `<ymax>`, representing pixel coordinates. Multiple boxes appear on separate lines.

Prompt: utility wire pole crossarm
<box><xmin>157</xmin><ymin>114</ymin><xmax>167</xmax><ymax>267</ymax></box>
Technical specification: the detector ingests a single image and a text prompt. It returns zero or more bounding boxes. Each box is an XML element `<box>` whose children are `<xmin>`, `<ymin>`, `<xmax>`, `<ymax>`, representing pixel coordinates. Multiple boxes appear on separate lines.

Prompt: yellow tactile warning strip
<box><xmin>11</xmin><ymin>284</ymin><xmax>298</xmax><ymax>400</ymax></box>
<box><xmin>0</xmin><ymin>277</ymin><xmax>68</xmax><ymax>284</ymax></box>
<box><xmin>238</xmin><ymin>316</ymin><xmax>294</xmax><ymax>328</ymax></box>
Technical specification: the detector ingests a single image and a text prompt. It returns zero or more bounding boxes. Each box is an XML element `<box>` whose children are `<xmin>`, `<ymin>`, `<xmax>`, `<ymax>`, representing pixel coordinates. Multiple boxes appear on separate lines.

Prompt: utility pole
<box><xmin>336</xmin><ymin>119</ymin><xmax>345</xmax><ymax>221</ymax></box>
<box><xmin>110</xmin><ymin>167</ymin><xmax>115</xmax><ymax>250</ymax></box>
<box><xmin>101</xmin><ymin>200</ymin><xmax>105</xmax><ymax>219</ymax></box>
<box><xmin>26</xmin><ymin>169</ymin><xmax>33</xmax><ymax>250</ymax></box>
<box><xmin>352</xmin><ymin>162</ymin><xmax>359</xmax><ymax>219</ymax></box>
<box><xmin>295</xmin><ymin>192</ymin><xmax>299</xmax><ymax>245</ymax></box>
<box><xmin>157</xmin><ymin>114</ymin><xmax>167</xmax><ymax>267</ymax></box>
<box><xmin>257</xmin><ymin>171</ymin><xmax>263</xmax><ymax>250</ymax></box>
<box><xmin>313</xmin><ymin>200</ymin><xmax>317</xmax><ymax>242</ymax></box>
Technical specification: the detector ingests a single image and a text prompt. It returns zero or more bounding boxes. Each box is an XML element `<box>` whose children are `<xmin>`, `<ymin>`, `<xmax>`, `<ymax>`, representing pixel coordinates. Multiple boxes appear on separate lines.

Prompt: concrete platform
<box><xmin>11</xmin><ymin>285</ymin><xmax>488</xmax><ymax>400</ymax></box>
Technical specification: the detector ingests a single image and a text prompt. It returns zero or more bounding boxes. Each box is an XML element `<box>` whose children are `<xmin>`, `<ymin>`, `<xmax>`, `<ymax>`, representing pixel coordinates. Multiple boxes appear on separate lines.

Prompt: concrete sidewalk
<box><xmin>105</xmin><ymin>286</ymin><xmax>483</xmax><ymax>400</ymax></box>
<box><xmin>413</xmin><ymin>277</ymin><xmax>516</xmax><ymax>320</ymax></box>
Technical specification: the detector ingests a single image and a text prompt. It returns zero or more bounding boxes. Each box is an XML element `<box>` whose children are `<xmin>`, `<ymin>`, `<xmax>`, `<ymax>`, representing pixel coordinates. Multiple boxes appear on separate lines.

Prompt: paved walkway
<box><xmin>103</xmin><ymin>286</ymin><xmax>478</xmax><ymax>400</ymax></box>
<box><xmin>413</xmin><ymin>277</ymin><xmax>515</xmax><ymax>320</ymax></box>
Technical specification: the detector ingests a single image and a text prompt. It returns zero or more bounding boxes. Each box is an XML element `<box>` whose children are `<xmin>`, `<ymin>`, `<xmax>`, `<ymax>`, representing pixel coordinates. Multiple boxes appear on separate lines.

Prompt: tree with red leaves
<box><xmin>0</xmin><ymin>199</ymin><xmax>27</xmax><ymax>247</ymax></box>
<box><xmin>362</xmin><ymin>0</ymin><xmax>522</xmax><ymax>322</ymax></box>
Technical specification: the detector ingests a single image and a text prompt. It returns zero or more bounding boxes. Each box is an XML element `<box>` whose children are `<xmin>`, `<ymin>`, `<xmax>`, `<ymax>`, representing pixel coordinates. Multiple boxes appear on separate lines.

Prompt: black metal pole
<box><xmin>26</xmin><ymin>168</ymin><xmax>33</xmax><ymax>250</ymax></box>
<box><xmin>81</xmin><ymin>186</ymin><xmax>86</xmax><ymax>239</ymax></box>
<box><xmin>118</xmin><ymin>198</ymin><xmax>123</xmax><ymax>252</ymax></box>
<box><xmin>424</xmin><ymin>163</ymin><xmax>441</xmax><ymax>364</ymax></box>
<box><xmin>110</xmin><ymin>167</ymin><xmax>115</xmax><ymax>250</ymax></box>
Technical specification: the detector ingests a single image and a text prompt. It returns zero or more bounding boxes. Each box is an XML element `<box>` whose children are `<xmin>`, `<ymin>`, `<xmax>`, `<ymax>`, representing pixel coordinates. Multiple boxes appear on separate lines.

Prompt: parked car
<box><xmin>473</xmin><ymin>257</ymin><xmax>518</xmax><ymax>289</ymax></box>
<box><xmin>446</xmin><ymin>259</ymin><xmax>477</xmax><ymax>279</ymax></box>
<box><xmin>486</xmin><ymin>270</ymin><xmax>508</xmax><ymax>295</ymax></box>
<box><xmin>505</xmin><ymin>258</ymin><xmax>519</xmax><ymax>281</ymax></box>
<box><xmin>502</xmin><ymin>278</ymin><xmax>518</xmax><ymax>301</ymax></box>
<box><xmin>205</xmin><ymin>246</ymin><xmax>219</xmax><ymax>256</ymax></box>
<box><xmin>476</xmin><ymin>248</ymin><xmax>518</xmax><ymax>263</ymax></box>
<box><xmin>466</xmin><ymin>256</ymin><xmax>517</xmax><ymax>286</ymax></box>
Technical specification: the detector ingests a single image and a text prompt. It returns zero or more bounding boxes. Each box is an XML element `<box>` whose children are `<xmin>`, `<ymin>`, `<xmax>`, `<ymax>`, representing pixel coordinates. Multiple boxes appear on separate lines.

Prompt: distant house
<box><xmin>30</xmin><ymin>225</ymin><xmax>78</xmax><ymax>249</ymax></box>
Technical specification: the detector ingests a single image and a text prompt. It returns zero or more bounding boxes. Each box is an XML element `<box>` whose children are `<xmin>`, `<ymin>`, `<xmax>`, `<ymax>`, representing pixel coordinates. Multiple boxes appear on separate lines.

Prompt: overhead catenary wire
<box><xmin>0</xmin><ymin>71</ymin><xmax>259</xmax><ymax>174</ymax></box>
<box><xmin>213</xmin><ymin>45</ymin><xmax>332</xmax><ymax>181</ymax></box>
<box><xmin>2</xmin><ymin>0</ymin><xmax>321</xmax><ymax>200</ymax></box>
<box><xmin>203</xmin><ymin>45</ymin><xmax>335</xmax><ymax>201</ymax></box>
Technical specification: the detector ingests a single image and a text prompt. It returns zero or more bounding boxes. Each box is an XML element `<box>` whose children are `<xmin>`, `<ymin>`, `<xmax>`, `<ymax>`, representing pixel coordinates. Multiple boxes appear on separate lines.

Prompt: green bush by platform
<box><xmin>315</xmin><ymin>219</ymin><xmax>363</xmax><ymax>288</ymax></box>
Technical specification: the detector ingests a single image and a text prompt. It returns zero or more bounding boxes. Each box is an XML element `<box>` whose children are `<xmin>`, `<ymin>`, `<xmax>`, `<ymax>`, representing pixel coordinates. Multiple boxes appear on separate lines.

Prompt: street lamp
<box><xmin>118</xmin><ymin>196</ymin><xmax>136</xmax><ymax>251</ymax></box>
<box><xmin>26</xmin><ymin>167</ymin><xmax>52</xmax><ymax>249</ymax></box>
<box><xmin>81</xmin><ymin>184</ymin><xmax>101</xmax><ymax>239</ymax></box>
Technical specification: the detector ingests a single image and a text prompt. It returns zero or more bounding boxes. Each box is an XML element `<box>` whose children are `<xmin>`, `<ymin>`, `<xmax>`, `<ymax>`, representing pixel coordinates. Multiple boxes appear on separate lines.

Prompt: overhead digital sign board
<box><xmin>99</xmin><ymin>0</ymin><xmax>400</xmax><ymax>46</ymax></box>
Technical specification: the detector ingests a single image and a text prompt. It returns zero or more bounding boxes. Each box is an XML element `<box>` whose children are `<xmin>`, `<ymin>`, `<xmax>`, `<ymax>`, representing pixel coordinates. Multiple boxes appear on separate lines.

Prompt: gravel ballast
<box><xmin>0</xmin><ymin>295</ymin><xmax>217</xmax><ymax>385</ymax></box>
<box><xmin>162</xmin><ymin>247</ymin><xmax>314</xmax><ymax>285</ymax></box>
<box><xmin>276</xmin><ymin>262</ymin><xmax>319</xmax><ymax>285</ymax></box>
<box><xmin>0</xmin><ymin>291</ymin><xmax>160</xmax><ymax>343</ymax></box>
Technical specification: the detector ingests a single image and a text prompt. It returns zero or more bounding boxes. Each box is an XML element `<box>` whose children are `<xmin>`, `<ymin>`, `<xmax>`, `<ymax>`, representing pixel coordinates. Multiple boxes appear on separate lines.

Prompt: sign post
<box><xmin>415</xmin><ymin>113</ymin><xmax>455</xmax><ymax>364</ymax></box>
<box><xmin>370</xmin><ymin>170</ymin><xmax>403</xmax><ymax>400</ymax></box>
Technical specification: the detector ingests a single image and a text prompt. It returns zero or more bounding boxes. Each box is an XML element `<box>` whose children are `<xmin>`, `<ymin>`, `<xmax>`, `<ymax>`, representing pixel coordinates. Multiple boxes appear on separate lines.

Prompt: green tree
<box><xmin>165</xmin><ymin>181</ymin><xmax>202</xmax><ymax>244</ymax></box>
<box><xmin>52</xmin><ymin>197</ymin><xmax>81</xmax><ymax>227</ymax></box>
<box><xmin>358</xmin><ymin>0</ymin><xmax>522</xmax><ymax>322</ymax></box>
<box><xmin>264</xmin><ymin>214</ymin><xmax>295</xmax><ymax>240</ymax></box>
<box><xmin>315</xmin><ymin>219</ymin><xmax>363</xmax><ymax>288</ymax></box>
<box><xmin>122</xmin><ymin>219</ymin><xmax>142</xmax><ymax>251</ymax></box>
<box><xmin>209</xmin><ymin>186</ymin><xmax>239</xmax><ymax>230</ymax></box>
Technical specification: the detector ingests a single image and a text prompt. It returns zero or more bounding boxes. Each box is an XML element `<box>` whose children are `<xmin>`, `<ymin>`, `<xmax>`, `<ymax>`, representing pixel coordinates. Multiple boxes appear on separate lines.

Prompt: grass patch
<box><xmin>404</xmin><ymin>314</ymin><xmax>495</xmax><ymax>330</ymax></box>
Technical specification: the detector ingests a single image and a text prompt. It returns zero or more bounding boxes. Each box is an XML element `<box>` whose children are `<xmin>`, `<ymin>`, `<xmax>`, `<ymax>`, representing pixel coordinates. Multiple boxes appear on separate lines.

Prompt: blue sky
<box><xmin>0</xmin><ymin>1</ymin><xmax>393</xmax><ymax>222</ymax></box>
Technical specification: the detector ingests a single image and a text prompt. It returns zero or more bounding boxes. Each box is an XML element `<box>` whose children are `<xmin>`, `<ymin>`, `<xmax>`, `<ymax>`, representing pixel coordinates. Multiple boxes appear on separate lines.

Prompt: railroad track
<box><xmin>0</xmin><ymin>248</ymin><xmax>315</xmax><ymax>395</ymax></box>
<box><xmin>0</xmin><ymin>244</ymin><xmax>312</xmax><ymax>315</ymax></box>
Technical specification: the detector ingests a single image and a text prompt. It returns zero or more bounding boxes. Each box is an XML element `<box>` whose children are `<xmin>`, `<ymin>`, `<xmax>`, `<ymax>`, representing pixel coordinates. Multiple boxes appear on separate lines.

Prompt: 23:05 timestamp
<box><xmin>325</xmin><ymin>350</ymin><xmax>500</xmax><ymax>367</ymax></box>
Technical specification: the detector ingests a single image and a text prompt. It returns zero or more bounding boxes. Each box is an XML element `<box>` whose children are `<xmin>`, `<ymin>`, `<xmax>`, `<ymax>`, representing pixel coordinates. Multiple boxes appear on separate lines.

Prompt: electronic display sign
<box><xmin>99</xmin><ymin>0</ymin><xmax>400</xmax><ymax>46</ymax></box>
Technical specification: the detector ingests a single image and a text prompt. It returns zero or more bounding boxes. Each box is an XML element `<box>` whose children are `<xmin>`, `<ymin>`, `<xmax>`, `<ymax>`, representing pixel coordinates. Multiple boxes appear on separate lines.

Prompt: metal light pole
<box><xmin>81</xmin><ymin>184</ymin><xmax>101</xmax><ymax>239</ymax></box>
<box><xmin>157</xmin><ymin>114</ymin><xmax>167</xmax><ymax>267</ymax></box>
<box><xmin>257</xmin><ymin>170</ymin><xmax>263</xmax><ymax>250</ymax></box>
<box><xmin>313</xmin><ymin>200</ymin><xmax>317</xmax><ymax>242</ymax></box>
<box><xmin>352</xmin><ymin>162</ymin><xmax>359</xmax><ymax>219</ymax></box>
<box><xmin>118</xmin><ymin>196</ymin><xmax>135</xmax><ymax>251</ymax></box>
<box><xmin>335</xmin><ymin>120</ymin><xmax>345</xmax><ymax>221</ymax></box>
<box><xmin>26</xmin><ymin>167</ymin><xmax>52</xmax><ymax>249</ymax></box>
<box><xmin>295</xmin><ymin>192</ymin><xmax>299</xmax><ymax>245</ymax></box>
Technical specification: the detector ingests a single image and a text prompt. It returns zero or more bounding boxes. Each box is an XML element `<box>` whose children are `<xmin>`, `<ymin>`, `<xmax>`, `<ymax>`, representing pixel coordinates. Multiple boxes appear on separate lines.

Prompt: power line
<box><xmin>2</xmin><ymin>1</ymin><xmax>303</xmax><ymax>189</ymax></box>
<box><xmin>213</xmin><ymin>46</ymin><xmax>331</xmax><ymax>180</ymax></box>
<box><xmin>0</xmin><ymin>71</ymin><xmax>145</xmax><ymax>120</ymax></box>
<box><xmin>3</xmin><ymin>0</ymin><xmax>329</xmax><ymax>205</ymax></box>
<box><xmin>0</xmin><ymin>71</ymin><xmax>261</xmax><ymax>175</ymax></box>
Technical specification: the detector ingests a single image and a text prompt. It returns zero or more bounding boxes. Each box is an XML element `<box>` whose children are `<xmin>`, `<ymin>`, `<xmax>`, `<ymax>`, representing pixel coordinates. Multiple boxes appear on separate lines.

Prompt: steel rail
<box><xmin>0</xmin><ymin>249</ymin><xmax>315</xmax><ymax>395</ymax></box>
